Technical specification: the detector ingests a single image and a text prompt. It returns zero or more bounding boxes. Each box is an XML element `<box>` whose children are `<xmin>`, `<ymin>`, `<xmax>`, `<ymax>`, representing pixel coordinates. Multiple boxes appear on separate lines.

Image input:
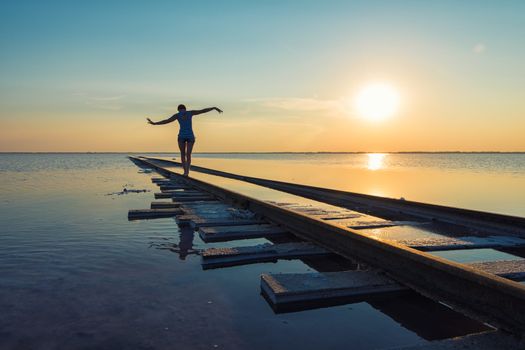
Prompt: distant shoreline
<box><xmin>1</xmin><ymin>151</ymin><xmax>525</xmax><ymax>155</ymax></box>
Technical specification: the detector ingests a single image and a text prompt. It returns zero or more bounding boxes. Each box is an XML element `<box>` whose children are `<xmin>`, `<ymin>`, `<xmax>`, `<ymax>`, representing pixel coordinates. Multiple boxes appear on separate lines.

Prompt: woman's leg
<box><xmin>185</xmin><ymin>141</ymin><xmax>195</xmax><ymax>176</ymax></box>
<box><xmin>178</xmin><ymin>140</ymin><xmax>187</xmax><ymax>175</ymax></box>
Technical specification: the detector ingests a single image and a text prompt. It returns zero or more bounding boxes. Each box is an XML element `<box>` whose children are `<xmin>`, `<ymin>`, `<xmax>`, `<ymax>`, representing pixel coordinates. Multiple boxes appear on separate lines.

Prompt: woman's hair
<box><xmin>177</xmin><ymin>104</ymin><xmax>186</xmax><ymax>111</ymax></box>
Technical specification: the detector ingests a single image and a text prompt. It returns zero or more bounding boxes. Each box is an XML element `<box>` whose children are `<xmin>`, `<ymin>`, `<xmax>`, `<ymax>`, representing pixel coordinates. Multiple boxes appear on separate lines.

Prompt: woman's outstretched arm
<box><xmin>147</xmin><ymin>114</ymin><xmax>178</xmax><ymax>125</ymax></box>
<box><xmin>190</xmin><ymin>107</ymin><xmax>223</xmax><ymax>116</ymax></box>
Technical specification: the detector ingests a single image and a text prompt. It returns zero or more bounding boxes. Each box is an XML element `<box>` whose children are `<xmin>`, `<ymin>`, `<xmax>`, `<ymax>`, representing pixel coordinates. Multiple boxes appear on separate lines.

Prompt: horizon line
<box><xmin>1</xmin><ymin>151</ymin><xmax>525</xmax><ymax>155</ymax></box>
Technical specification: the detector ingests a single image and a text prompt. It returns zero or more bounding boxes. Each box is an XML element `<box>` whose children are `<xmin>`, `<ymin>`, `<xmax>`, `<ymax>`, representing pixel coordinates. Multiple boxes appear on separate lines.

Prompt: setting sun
<box><xmin>355</xmin><ymin>83</ymin><xmax>400</xmax><ymax>121</ymax></box>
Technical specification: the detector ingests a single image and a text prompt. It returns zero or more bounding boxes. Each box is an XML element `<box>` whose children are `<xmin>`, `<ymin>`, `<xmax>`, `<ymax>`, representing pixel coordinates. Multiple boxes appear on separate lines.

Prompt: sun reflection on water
<box><xmin>367</xmin><ymin>153</ymin><xmax>386</xmax><ymax>170</ymax></box>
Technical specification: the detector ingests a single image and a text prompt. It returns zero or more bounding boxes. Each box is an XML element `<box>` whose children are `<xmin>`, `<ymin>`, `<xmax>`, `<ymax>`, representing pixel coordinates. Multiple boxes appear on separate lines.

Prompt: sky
<box><xmin>1</xmin><ymin>0</ymin><xmax>524</xmax><ymax>152</ymax></box>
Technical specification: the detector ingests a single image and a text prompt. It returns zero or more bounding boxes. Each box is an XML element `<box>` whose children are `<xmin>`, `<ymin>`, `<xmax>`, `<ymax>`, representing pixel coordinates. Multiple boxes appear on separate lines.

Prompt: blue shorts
<box><xmin>178</xmin><ymin>136</ymin><xmax>195</xmax><ymax>143</ymax></box>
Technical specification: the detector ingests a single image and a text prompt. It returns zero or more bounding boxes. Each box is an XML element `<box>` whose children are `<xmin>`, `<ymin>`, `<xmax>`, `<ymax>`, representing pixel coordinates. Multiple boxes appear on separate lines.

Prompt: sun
<box><xmin>354</xmin><ymin>83</ymin><xmax>400</xmax><ymax>121</ymax></box>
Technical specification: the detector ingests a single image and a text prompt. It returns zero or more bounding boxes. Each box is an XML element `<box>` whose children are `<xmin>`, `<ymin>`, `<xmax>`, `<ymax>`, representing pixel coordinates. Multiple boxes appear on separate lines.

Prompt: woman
<box><xmin>147</xmin><ymin>104</ymin><xmax>222</xmax><ymax>176</ymax></box>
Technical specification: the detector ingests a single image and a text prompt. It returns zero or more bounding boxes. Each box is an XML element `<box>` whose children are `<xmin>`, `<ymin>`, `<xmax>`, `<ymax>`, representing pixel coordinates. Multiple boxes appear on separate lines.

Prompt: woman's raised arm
<box><xmin>147</xmin><ymin>114</ymin><xmax>178</xmax><ymax>125</ymax></box>
<box><xmin>190</xmin><ymin>107</ymin><xmax>223</xmax><ymax>116</ymax></box>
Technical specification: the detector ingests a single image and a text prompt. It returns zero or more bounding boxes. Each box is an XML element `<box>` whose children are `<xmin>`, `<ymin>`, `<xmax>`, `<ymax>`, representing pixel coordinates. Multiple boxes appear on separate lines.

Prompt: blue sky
<box><xmin>1</xmin><ymin>1</ymin><xmax>524</xmax><ymax>151</ymax></box>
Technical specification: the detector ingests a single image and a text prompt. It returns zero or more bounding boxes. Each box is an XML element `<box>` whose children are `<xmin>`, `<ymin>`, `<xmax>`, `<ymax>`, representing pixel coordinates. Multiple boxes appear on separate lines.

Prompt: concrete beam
<box><xmin>151</xmin><ymin>177</ymin><xmax>169</xmax><ymax>183</ymax></box>
<box><xmin>202</xmin><ymin>242</ymin><xmax>330</xmax><ymax>269</ymax></box>
<box><xmin>468</xmin><ymin>260</ymin><xmax>525</xmax><ymax>281</ymax></box>
<box><xmin>199</xmin><ymin>224</ymin><xmax>289</xmax><ymax>242</ymax></box>
<box><xmin>150</xmin><ymin>201</ymin><xmax>182</xmax><ymax>209</ymax></box>
<box><xmin>402</xmin><ymin>235</ymin><xmax>525</xmax><ymax>252</ymax></box>
<box><xmin>191</xmin><ymin>217</ymin><xmax>263</xmax><ymax>229</ymax></box>
<box><xmin>128</xmin><ymin>208</ymin><xmax>184</xmax><ymax>220</ymax></box>
<box><xmin>171</xmin><ymin>196</ymin><xmax>216</xmax><ymax>202</ymax></box>
<box><xmin>261</xmin><ymin>270</ymin><xmax>408</xmax><ymax>306</ymax></box>
<box><xmin>159</xmin><ymin>185</ymin><xmax>192</xmax><ymax>191</ymax></box>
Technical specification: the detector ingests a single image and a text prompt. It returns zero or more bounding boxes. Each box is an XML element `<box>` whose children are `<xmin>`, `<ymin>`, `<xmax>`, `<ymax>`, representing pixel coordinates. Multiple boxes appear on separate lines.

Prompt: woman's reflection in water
<box><xmin>177</xmin><ymin>226</ymin><xmax>196</xmax><ymax>260</ymax></box>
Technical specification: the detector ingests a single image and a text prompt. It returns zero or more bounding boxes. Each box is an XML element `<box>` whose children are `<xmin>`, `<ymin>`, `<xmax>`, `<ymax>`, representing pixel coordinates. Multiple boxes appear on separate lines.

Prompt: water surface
<box><xmin>189</xmin><ymin>153</ymin><xmax>525</xmax><ymax>217</ymax></box>
<box><xmin>1</xmin><ymin>153</ymin><xmax>521</xmax><ymax>349</ymax></box>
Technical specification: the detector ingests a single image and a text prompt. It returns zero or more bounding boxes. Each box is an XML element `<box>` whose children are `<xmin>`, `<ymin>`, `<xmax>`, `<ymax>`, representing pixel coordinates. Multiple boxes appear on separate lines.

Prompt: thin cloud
<box><xmin>74</xmin><ymin>93</ymin><xmax>126</xmax><ymax>110</ymax></box>
<box><xmin>85</xmin><ymin>102</ymin><xmax>123</xmax><ymax>111</ymax></box>
<box><xmin>252</xmin><ymin>97</ymin><xmax>343</xmax><ymax>112</ymax></box>
<box><xmin>89</xmin><ymin>95</ymin><xmax>126</xmax><ymax>101</ymax></box>
<box><xmin>86</xmin><ymin>95</ymin><xmax>126</xmax><ymax>111</ymax></box>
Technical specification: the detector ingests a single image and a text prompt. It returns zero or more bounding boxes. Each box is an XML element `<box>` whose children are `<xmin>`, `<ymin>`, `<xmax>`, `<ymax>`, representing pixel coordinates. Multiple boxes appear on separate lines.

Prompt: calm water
<box><xmin>1</xmin><ymin>153</ymin><xmax>523</xmax><ymax>349</ymax></box>
<box><xmin>189</xmin><ymin>152</ymin><xmax>525</xmax><ymax>217</ymax></box>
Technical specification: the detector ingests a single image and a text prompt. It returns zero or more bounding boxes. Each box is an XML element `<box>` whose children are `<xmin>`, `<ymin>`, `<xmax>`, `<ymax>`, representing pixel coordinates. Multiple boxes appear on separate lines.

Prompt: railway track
<box><xmin>141</xmin><ymin>156</ymin><xmax>525</xmax><ymax>237</ymax></box>
<box><xmin>128</xmin><ymin>155</ymin><xmax>525</xmax><ymax>346</ymax></box>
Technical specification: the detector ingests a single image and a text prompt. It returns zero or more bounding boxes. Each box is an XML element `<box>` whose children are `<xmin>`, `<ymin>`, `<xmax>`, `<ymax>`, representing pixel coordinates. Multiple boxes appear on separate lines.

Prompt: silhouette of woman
<box><xmin>147</xmin><ymin>104</ymin><xmax>222</xmax><ymax>176</ymax></box>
